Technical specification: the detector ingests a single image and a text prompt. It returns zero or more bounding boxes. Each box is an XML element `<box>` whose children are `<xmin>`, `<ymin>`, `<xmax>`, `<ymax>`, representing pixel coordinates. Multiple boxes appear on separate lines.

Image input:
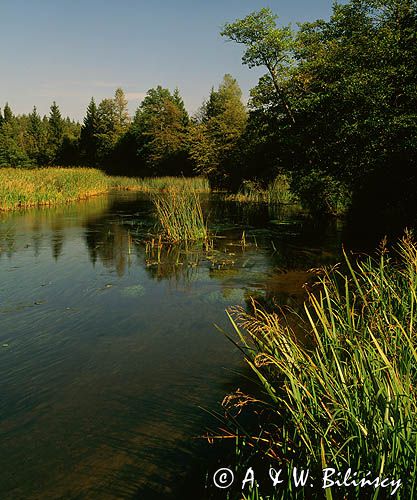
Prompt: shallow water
<box><xmin>0</xmin><ymin>192</ymin><xmax>343</xmax><ymax>499</ymax></box>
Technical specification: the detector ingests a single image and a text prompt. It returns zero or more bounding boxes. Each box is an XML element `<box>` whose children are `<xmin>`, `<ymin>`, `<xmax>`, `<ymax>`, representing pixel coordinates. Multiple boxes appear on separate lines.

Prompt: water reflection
<box><xmin>0</xmin><ymin>191</ymin><xmax>344</xmax><ymax>499</ymax></box>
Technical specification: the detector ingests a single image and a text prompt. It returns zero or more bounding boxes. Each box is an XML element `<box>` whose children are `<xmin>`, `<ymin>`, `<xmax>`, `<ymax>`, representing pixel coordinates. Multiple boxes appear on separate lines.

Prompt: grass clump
<box><xmin>224</xmin><ymin>233</ymin><xmax>417</xmax><ymax>498</ymax></box>
<box><xmin>228</xmin><ymin>175</ymin><xmax>297</xmax><ymax>205</ymax></box>
<box><xmin>152</xmin><ymin>188</ymin><xmax>208</xmax><ymax>243</ymax></box>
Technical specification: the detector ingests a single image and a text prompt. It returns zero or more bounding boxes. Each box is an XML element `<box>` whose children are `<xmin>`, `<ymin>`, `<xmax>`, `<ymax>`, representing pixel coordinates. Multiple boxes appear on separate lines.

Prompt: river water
<box><xmin>0</xmin><ymin>191</ymin><xmax>343</xmax><ymax>499</ymax></box>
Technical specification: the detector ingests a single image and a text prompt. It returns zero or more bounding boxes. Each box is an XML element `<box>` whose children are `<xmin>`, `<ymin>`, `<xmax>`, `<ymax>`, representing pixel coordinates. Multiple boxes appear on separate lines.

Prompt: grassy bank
<box><xmin>0</xmin><ymin>168</ymin><xmax>210</xmax><ymax>210</ymax></box>
<box><xmin>224</xmin><ymin>233</ymin><xmax>417</xmax><ymax>498</ymax></box>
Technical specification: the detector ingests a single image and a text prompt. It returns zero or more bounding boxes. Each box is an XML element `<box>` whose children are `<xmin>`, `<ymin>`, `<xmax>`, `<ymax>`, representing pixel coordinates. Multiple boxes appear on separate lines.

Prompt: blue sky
<box><xmin>2</xmin><ymin>0</ymin><xmax>337</xmax><ymax>121</ymax></box>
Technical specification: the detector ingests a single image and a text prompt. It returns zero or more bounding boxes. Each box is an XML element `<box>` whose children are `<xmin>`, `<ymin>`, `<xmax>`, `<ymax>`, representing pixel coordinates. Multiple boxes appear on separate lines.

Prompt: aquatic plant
<box><xmin>224</xmin><ymin>233</ymin><xmax>417</xmax><ymax>498</ymax></box>
<box><xmin>0</xmin><ymin>168</ymin><xmax>210</xmax><ymax>211</ymax></box>
<box><xmin>0</xmin><ymin>167</ymin><xmax>109</xmax><ymax>210</ymax></box>
<box><xmin>110</xmin><ymin>175</ymin><xmax>210</xmax><ymax>193</ymax></box>
<box><xmin>228</xmin><ymin>175</ymin><xmax>297</xmax><ymax>205</ymax></box>
<box><xmin>152</xmin><ymin>187</ymin><xmax>208</xmax><ymax>242</ymax></box>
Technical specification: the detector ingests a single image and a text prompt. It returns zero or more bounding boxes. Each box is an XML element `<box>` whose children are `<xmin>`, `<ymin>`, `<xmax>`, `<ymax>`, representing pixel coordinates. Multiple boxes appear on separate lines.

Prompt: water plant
<box><xmin>228</xmin><ymin>175</ymin><xmax>297</xmax><ymax>205</ymax></box>
<box><xmin>223</xmin><ymin>232</ymin><xmax>417</xmax><ymax>498</ymax></box>
<box><xmin>0</xmin><ymin>168</ymin><xmax>210</xmax><ymax>211</ymax></box>
<box><xmin>0</xmin><ymin>167</ymin><xmax>109</xmax><ymax>210</ymax></box>
<box><xmin>110</xmin><ymin>175</ymin><xmax>210</xmax><ymax>193</ymax></box>
<box><xmin>152</xmin><ymin>187</ymin><xmax>208</xmax><ymax>243</ymax></box>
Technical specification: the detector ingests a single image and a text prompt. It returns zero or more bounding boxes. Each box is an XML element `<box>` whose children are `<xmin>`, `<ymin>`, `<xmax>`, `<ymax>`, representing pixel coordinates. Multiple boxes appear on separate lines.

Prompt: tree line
<box><xmin>0</xmin><ymin>76</ymin><xmax>246</xmax><ymax>182</ymax></box>
<box><xmin>1</xmin><ymin>0</ymin><xmax>416</xmax><ymax>220</ymax></box>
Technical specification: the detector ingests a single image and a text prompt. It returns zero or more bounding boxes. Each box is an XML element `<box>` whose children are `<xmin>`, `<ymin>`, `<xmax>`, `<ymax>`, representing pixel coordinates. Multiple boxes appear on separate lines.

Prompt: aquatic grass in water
<box><xmin>110</xmin><ymin>175</ymin><xmax>210</xmax><ymax>193</ymax></box>
<box><xmin>0</xmin><ymin>168</ymin><xmax>210</xmax><ymax>211</ymax></box>
<box><xmin>152</xmin><ymin>188</ymin><xmax>208</xmax><ymax>243</ymax></box>
<box><xmin>228</xmin><ymin>175</ymin><xmax>297</xmax><ymax>205</ymax></box>
<box><xmin>224</xmin><ymin>233</ymin><xmax>417</xmax><ymax>498</ymax></box>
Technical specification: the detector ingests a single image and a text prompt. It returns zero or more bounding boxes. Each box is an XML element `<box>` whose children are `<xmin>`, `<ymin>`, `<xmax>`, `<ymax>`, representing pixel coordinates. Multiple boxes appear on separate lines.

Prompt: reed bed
<box><xmin>225</xmin><ymin>233</ymin><xmax>417</xmax><ymax>499</ymax></box>
<box><xmin>227</xmin><ymin>175</ymin><xmax>296</xmax><ymax>205</ymax></box>
<box><xmin>111</xmin><ymin>175</ymin><xmax>210</xmax><ymax>193</ymax></box>
<box><xmin>0</xmin><ymin>168</ymin><xmax>210</xmax><ymax>210</ymax></box>
<box><xmin>152</xmin><ymin>187</ymin><xmax>208</xmax><ymax>242</ymax></box>
<box><xmin>0</xmin><ymin>167</ymin><xmax>109</xmax><ymax>210</ymax></box>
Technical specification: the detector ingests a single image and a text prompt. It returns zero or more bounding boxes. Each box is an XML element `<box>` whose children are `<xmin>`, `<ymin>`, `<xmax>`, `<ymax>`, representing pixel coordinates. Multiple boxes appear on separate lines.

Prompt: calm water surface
<box><xmin>0</xmin><ymin>192</ymin><xmax>343</xmax><ymax>499</ymax></box>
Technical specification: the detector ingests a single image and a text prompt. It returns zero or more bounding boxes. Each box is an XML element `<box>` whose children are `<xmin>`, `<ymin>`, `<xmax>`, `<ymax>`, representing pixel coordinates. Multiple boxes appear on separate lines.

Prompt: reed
<box><xmin>110</xmin><ymin>175</ymin><xmax>210</xmax><ymax>193</ymax></box>
<box><xmin>225</xmin><ymin>233</ymin><xmax>417</xmax><ymax>498</ymax></box>
<box><xmin>0</xmin><ymin>167</ymin><xmax>110</xmax><ymax>210</ymax></box>
<box><xmin>152</xmin><ymin>187</ymin><xmax>208</xmax><ymax>243</ymax></box>
<box><xmin>0</xmin><ymin>168</ymin><xmax>210</xmax><ymax>211</ymax></box>
<box><xmin>227</xmin><ymin>175</ymin><xmax>296</xmax><ymax>205</ymax></box>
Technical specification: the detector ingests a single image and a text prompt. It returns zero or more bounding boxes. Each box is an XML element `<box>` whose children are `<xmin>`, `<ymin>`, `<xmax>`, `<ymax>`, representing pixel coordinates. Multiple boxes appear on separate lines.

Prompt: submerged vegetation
<box><xmin>224</xmin><ymin>233</ymin><xmax>417</xmax><ymax>498</ymax></box>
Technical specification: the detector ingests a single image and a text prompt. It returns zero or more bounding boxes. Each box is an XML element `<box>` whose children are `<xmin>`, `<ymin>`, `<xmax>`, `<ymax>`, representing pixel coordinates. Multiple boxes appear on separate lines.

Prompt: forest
<box><xmin>1</xmin><ymin>0</ymin><xmax>416</xmax><ymax>223</ymax></box>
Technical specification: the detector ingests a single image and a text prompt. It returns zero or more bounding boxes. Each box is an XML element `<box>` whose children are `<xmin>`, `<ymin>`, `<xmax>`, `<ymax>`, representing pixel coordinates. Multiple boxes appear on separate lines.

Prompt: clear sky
<box><xmin>1</xmin><ymin>0</ymin><xmax>337</xmax><ymax>121</ymax></box>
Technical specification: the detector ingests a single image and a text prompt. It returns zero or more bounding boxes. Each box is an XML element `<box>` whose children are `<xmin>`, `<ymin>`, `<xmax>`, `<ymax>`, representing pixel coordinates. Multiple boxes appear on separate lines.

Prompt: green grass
<box><xmin>224</xmin><ymin>233</ymin><xmax>417</xmax><ymax>498</ymax></box>
<box><xmin>228</xmin><ymin>175</ymin><xmax>297</xmax><ymax>205</ymax></box>
<box><xmin>110</xmin><ymin>175</ymin><xmax>210</xmax><ymax>193</ymax></box>
<box><xmin>151</xmin><ymin>187</ymin><xmax>208</xmax><ymax>243</ymax></box>
<box><xmin>0</xmin><ymin>168</ymin><xmax>210</xmax><ymax>210</ymax></box>
<box><xmin>0</xmin><ymin>167</ymin><xmax>109</xmax><ymax>210</ymax></box>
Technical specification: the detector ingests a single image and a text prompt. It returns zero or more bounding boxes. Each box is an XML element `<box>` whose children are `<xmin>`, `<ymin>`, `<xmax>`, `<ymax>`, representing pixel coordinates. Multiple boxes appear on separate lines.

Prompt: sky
<box><xmin>1</xmin><ymin>0</ymin><xmax>338</xmax><ymax>121</ymax></box>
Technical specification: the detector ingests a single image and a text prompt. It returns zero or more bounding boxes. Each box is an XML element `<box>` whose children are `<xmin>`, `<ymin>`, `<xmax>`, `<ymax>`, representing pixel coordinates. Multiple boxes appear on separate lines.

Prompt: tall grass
<box><xmin>111</xmin><ymin>175</ymin><xmax>210</xmax><ymax>193</ymax></box>
<box><xmin>152</xmin><ymin>188</ymin><xmax>208</xmax><ymax>242</ymax></box>
<box><xmin>0</xmin><ymin>167</ymin><xmax>109</xmax><ymax>210</ymax></box>
<box><xmin>224</xmin><ymin>233</ymin><xmax>417</xmax><ymax>498</ymax></box>
<box><xmin>0</xmin><ymin>168</ymin><xmax>210</xmax><ymax>210</ymax></box>
<box><xmin>228</xmin><ymin>175</ymin><xmax>297</xmax><ymax>205</ymax></box>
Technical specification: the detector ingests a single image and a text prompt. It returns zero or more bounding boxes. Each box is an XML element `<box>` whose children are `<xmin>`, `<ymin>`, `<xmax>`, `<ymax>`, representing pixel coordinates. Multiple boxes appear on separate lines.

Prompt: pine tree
<box><xmin>80</xmin><ymin>97</ymin><xmax>99</xmax><ymax>165</ymax></box>
<box><xmin>48</xmin><ymin>101</ymin><xmax>64</xmax><ymax>163</ymax></box>
<box><xmin>113</xmin><ymin>88</ymin><xmax>130</xmax><ymax>136</ymax></box>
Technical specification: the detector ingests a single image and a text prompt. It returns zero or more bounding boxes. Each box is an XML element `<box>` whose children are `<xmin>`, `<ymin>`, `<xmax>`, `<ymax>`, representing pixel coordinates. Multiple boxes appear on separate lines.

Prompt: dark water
<box><xmin>0</xmin><ymin>192</ymin><xmax>343</xmax><ymax>499</ymax></box>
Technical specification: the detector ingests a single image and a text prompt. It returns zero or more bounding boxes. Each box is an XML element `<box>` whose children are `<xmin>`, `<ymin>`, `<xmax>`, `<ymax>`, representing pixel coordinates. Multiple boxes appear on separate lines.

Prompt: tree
<box><xmin>80</xmin><ymin>97</ymin><xmax>99</xmax><ymax>165</ymax></box>
<box><xmin>27</xmin><ymin>106</ymin><xmax>48</xmax><ymax>164</ymax></box>
<box><xmin>189</xmin><ymin>74</ymin><xmax>247</xmax><ymax>186</ymax></box>
<box><xmin>0</xmin><ymin>103</ymin><xmax>33</xmax><ymax>167</ymax></box>
<box><xmin>131</xmin><ymin>86</ymin><xmax>190</xmax><ymax>175</ymax></box>
<box><xmin>3</xmin><ymin>103</ymin><xmax>13</xmax><ymax>123</ymax></box>
<box><xmin>221</xmin><ymin>8</ymin><xmax>296</xmax><ymax>123</ymax></box>
<box><xmin>47</xmin><ymin>101</ymin><xmax>64</xmax><ymax>163</ymax></box>
<box><xmin>113</xmin><ymin>87</ymin><xmax>130</xmax><ymax>136</ymax></box>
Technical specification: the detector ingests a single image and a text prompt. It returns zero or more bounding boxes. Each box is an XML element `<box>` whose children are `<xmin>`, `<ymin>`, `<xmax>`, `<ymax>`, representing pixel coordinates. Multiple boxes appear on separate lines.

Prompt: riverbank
<box><xmin>0</xmin><ymin>168</ymin><xmax>210</xmax><ymax>210</ymax></box>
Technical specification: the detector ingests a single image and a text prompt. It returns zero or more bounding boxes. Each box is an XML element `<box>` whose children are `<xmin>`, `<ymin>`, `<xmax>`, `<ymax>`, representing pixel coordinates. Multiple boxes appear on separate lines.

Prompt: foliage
<box><xmin>130</xmin><ymin>86</ymin><xmax>190</xmax><ymax>176</ymax></box>
<box><xmin>189</xmin><ymin>74</ymin><xmax>247</xmax><ymax>187</ymax></box>
<box><xmin>222</xmin><ymin>1</ymin><xmax>417</xmax><ymax>218</ymax></box>
<box><xmin>225</xmin><ymin>233</ymin><xmax>417</xmax><ymax>498</ymax></box>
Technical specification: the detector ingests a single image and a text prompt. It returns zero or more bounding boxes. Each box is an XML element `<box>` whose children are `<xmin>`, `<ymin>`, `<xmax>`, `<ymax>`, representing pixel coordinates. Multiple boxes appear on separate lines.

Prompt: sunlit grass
<box><xmin>111</xmin><ymin>175</ymin><xmax>210</xmax><ymax>193</ymax></box>
<box><xmin>152</xmin><ymin>187</ymin><xmax>208</xmax><ymax>243</ymax></box>
<box><xmin>0</xmin><ymin>167</ymin><xmax>109</xmax><ymax>210</ymax></box>
<box><xmin>224</xmin><ymin>232</ymin><xmax>417</xmax><ymax>498</ymax></box>
<box><xmin>0</xmin><ymin>168</ymin><xmax>210</xmax><ymax>210</ymax></box>
<box><xmin>227</xmin><ymin>175</ymin><xmax>297</xmax><ymax>204</ymax></box>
